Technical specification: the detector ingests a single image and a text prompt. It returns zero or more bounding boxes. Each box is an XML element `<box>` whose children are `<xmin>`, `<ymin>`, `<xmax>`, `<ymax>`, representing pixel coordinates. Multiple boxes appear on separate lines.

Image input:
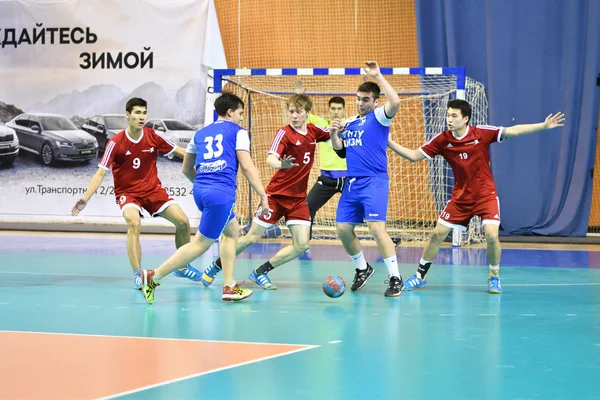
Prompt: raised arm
<box><xmin>237</xmin><ymin>150</ymin><xmax>269</xmax><ymax>215</ymax></box>
<box><xmin>364</xmin><ymin>61</ymin><xmax>400</xmax><ymax>118</ymax></box>
<box><xmin>388</xmin><ymin>137</ymin><xmax>426</xmax><ymax>162</ymax></box>
<box><xmin>329</xmin><ymin>118</ymin><xmax>344</xmax><ymax>151</ymax></box>
<box><xmin>503</xmin><ymin>112</ymin><xmax>565</xmax><ymax>139</ymax></box>
<box><xmin>71</xmin><ymin>167</ymin><xmax>108</xmax><ymax>215</ymax></box>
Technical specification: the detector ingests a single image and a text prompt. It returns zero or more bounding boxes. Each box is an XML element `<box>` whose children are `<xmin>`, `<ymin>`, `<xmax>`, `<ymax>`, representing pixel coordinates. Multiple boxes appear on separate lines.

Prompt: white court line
<box><xmin>328</xmin><ymin>340</ymin><xmax>342</xmax><ymax>344</ymax></box>
<box><xmin>0</xmin><ymin>330</ymin><xmax>319</xmax><ymax>400</ymax></box>
<box><xmin>519</xmin><ymin>314</ymin><xmax>536</xmax><ymax>317</ymax></box>
<box><xmin>99</xmin><ymin>344</ymin><xmax>318</xmax><ymax>399</ymax></box>
<box><xmin>0</xmin><ymin>329</ymin><xmax>320</xmax><ymax>400</ymax></box>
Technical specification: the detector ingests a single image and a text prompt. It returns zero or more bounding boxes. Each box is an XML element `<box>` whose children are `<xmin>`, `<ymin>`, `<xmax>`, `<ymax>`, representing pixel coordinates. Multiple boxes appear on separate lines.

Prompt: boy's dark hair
<box><xmin>126</xmin><ymin>97</ymin><xmax>147</xmax><ymax>113</ymax></box>
<box><xmin>214</xmin><ymin>93</ymin><xmax>244</xmax><ymax>117</ymax></box>
<box><xmin>328</xmin><ymin>96</ymin><xmax>345</xmax><ymax>107</ymax></box>
<box><xmin>447</xmin><ymin>99</ymin><xmax>472</xmax><ymax>124</ymax></box>
<box><xmin>357</xmin><ymin>82</ymin><xmax>381</xmax><ymax>99</ymax></box>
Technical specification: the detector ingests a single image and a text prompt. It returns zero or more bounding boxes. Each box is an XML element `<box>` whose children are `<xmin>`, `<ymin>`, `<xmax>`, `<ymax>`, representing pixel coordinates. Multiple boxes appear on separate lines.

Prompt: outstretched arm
<box><xmin>172</xmin><ymin>146</ymin><xmax>187</xmax><ymax>159</ymax></box>
<box><xmin>388</xmin><ymin>138</ymin><xmax>426</xmax><ymax>162</ymax></box>
<box><xmin>266</xmin><ymin>153</ymin><xmax>299</xmax><ymax>170</ymax></box>
<box><xmin>71</xmin><ymin>168</ymin><xmax>107</xmax><ymax>215</ymax></box>
<box><xmin>364</xmin><ymin>61</ymin><xmax>400</xmax><ymax>118</ymax></box>
<box><xmin>503</xmin><ymin>112</ymin><xmax>565</xmax><ymax>139</ymax></box>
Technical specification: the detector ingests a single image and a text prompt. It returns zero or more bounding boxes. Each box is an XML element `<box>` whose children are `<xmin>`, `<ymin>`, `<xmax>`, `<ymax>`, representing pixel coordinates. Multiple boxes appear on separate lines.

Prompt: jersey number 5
<box><xmin>203</xmin><ymin>134</ymin><xmax>224</xmax><ymax>160</ymax></box>
<box><xmin>303</xmin><ymin>152</ymin><xmax>311</xmax><ymax>164</ymax></box>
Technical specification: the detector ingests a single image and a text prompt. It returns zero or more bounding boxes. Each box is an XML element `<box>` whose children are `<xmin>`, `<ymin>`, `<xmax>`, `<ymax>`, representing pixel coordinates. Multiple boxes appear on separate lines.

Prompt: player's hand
<box><xmin>364</xmin><ymin>61</ymin><xmax>381</xmax><ymax>78</ymax></box>
<box><xmin>330</xmin><ymin>118</ymin><xmax>343</xmax><ymax>136</ymax></box>
<box><xmin>294</xmin><ymin>79</ymin><xmax>306</xmax><ymax>95</ymax></box>
<box><xmin>544</xmin><ymin>112</ymin><xmax>566</xmax><ymax>129</ymax></box>
<box><xmin>71</xmin><ymin>198</ymin><xmax>88</xmax><ymax>216</ymax></box>
<box><xmin>280</xmin><ymin>155</ymin><xmax>299</xmax><ymax>169</ymax></box>
<box><xmin>259</xmin><ymin>196</ymin><xmax>270</xmax><ymax>217</ymax></box>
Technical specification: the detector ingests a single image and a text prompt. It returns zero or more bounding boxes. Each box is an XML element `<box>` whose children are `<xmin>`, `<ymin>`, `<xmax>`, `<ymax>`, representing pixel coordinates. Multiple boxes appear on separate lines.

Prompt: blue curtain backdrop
<box><xmin>415</xmin><ymin>0</ymin><xmax>600</xmax><ymax>236</ymax></box>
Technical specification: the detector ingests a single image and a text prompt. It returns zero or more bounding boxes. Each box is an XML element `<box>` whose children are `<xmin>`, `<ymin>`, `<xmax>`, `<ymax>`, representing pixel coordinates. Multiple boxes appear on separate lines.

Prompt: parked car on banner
<box><xmin>81</xmin><ymin>114</ymin><xmax>127</xmax><ymax>152</ymax></box>
<box><xmin>6</xmin><ymin>113</ymin><xmax>98</xmax><ymax>166</ymax></box>
<box><xmin>0</xmin><ymin>122</ymin><xmax>19</xmax><ymax>167</ymax></box>
<box><xmin>145</xmin><ymin>119</ymin><xmax>198</xmax><ymax>160</ymax></box>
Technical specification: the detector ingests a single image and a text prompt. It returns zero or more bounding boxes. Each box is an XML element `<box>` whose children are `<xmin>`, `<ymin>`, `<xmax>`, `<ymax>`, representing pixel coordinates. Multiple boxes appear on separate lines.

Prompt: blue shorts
<box><xmin>193</xmin><ymin>188</ymin><xmax>236</xmax><ymax>240</ymax></box>
<box><xmin>336</xmin><ymin>176</ymin><xmax>389</xmax><ymax>224</ymax></box>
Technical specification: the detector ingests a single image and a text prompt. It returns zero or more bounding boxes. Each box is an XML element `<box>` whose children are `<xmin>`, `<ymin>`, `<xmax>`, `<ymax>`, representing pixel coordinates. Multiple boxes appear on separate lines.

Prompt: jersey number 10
<box><xmin>203</xmin><ymin>134</ymin><xmax>224</xmax><ymax>160</ymax></box>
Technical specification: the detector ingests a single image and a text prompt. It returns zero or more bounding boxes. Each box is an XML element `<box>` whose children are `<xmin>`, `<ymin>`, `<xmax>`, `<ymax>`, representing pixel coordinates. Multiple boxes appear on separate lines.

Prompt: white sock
<box><xmin>489</xmin><ymin>264</ymin><xmax>499</xmax><ymax>276</ymax></box>
<box><xmin>419</xmin><ymin>258</ymin><xmax>432</xmax><ymax>266</ymax></box>
<box><xmin>350</xmin><ymin>251</ymin><xmax>368</xmax><ymax>270</ymax></box>
<box><xmin>384</xmin><ymin>255</ymin><xmax>399</xmax><ymax>278</ymax></box>
<box><xmin>133</xmin><ymin>268</ymin><xmax>141</xmax><ymax>276</ymax></box>
<box><xmin>154</xmin><ymin>271</ymin><xmax>163</xmax><ymax>282</ymax></box>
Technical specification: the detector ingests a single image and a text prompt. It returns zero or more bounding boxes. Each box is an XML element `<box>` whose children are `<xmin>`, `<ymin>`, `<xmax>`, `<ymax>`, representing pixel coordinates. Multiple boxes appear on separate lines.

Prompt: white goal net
<box><xmin>212</xmin><ymin>68</ymin><xmax>488</xmax><ymax>245</ymax></box>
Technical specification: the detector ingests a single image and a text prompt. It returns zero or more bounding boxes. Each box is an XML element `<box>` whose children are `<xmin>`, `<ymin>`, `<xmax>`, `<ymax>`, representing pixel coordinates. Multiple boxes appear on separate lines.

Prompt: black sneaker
<box><xmin>384</xmin><ymin>276</ymin><xmax>404</xmax><ymax>297</ymax></box>
<box><xmin>351</xmin><ymin>263</ymin><xmax>375</xmax><ymax>291</ymax></box>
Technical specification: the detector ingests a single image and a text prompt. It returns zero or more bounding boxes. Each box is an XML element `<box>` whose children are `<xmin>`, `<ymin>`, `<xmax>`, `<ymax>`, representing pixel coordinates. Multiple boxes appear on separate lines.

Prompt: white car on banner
<box><xmin>145</xmin><ymin>119</ymin><xmax>199</xmax><ymax>160</ymax></box>
<box><xmin>81</xmin><ymin>114</ymin><xmax>128</xmax><ymax>153</ymax></box>
<box><xmin>0</xmin><ymin>122</ymin><xmax>19</xmax><ymax>167</ymax></box>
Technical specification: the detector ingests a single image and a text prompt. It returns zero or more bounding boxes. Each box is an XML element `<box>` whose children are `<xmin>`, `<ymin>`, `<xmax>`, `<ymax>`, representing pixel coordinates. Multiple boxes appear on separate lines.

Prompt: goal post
<box><xmin>211</xmin><ymin>67</ymin><xmax>488</xmax><ymax>245</ymax></box>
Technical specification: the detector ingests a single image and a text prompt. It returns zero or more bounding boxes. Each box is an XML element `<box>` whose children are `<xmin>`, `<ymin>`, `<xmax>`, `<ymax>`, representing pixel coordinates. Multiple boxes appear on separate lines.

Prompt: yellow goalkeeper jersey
<box><xmin>307</xmin><ymin>114</ymin><xmax>347</xmax><ymax>171</ymax></box>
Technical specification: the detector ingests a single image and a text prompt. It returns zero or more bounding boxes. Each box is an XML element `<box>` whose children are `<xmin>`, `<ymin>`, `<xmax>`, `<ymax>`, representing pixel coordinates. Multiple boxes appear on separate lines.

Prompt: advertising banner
<box><xmin>0</xmin><ymin>0</ymin><xmax>220</xmax><ymax>230</ymax></box>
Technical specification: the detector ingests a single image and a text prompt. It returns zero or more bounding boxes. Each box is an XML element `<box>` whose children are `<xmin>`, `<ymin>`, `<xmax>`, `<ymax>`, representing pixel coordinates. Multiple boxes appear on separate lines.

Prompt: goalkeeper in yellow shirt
<box><xmin>306</xmin><ymin>96</ymin><xmax>347</xmax><ymax>238</ymax></box>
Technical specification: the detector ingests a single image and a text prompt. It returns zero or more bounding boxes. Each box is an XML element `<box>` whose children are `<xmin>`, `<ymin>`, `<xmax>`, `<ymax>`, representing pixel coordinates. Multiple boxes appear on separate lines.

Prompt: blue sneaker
<box><xmin>249</xmin><ymin>269</ymin><xmax>277</xmax><ymax>290</ymax></box>
<box><xmin>404</xmin><ymin>273</ymin><xmax>428</xmax><ymax>291</ymax></box>
<box><xmin>173</xmin><ymin>264</ymin><xmax>202</xmax><ymax>282</ymax></box>
<box><xmin>133</xmin><ymin>272</ymin><xmax>143</xmax><ymax>290</ymax></box>
<box><xmin>488</xmin><ymin>275</ymin><xmax>502</xmax><ymax>294</ymax></box>
<box><xmin>200</xmin><ymin>259</ymin><xmax>221</xmax><ymax>287</ymax></box>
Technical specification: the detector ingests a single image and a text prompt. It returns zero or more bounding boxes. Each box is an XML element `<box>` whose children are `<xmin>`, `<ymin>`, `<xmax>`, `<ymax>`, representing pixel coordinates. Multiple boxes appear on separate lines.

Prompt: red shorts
<box><xmin>438</xmin><ymin>197</ymin><xmax>500</xmax><ymax>231</ymax></box>
<box><xmin>116</xmin><ymin>186</ymin><xmax>175</xmax><ymax>217</ymax></box>
<box><xmin>253</xmin><ymin>195</ymin><xmax>311</xmax><ymax>227</ymax></box>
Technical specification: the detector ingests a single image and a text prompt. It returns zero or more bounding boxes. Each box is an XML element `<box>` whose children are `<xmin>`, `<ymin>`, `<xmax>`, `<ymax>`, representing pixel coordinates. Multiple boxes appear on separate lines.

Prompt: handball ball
<box><xmin>323</xmin><ymin>275</ymin><xmax>346</xmax><ymax>298</ymax></box>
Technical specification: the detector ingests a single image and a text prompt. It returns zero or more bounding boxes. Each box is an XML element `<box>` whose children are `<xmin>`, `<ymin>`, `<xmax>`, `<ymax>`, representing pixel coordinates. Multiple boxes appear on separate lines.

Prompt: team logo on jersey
<box><xmin>494</xmin><ymin>214</ymin><xmax>500</xmax><ymax>219</ymax></box>
<box><xmin>142</xmin><ymin>147</ymin><xmax>155</xmax><ymax>153</ymax></box>
<box><xmin>342</xmin><ymin>130</ymin><xmax>364</xmax><ymax>147</ymax></box>
<box><xmin>125</xmin><ymin>150</ymin><xmax>132</xmax><ymax>155</ymax></box>
<box><xmin>359</xmin><ymin>117</ymin><xmax>366</xmax><ymax>126</ymax></box>
<box><xmin>198</xmin><ymin>159</ymin><xmax>227</xmax><ymax>173</ymax></box>
<box><xmin>447</xmin><ymin>143</ymin><xmax>453</xmax><ymax>147</ymax></box>
<box><xmin>296</xmin><ymin>140</ymin><xmax>301</xmax><ymax>146</ymax></box>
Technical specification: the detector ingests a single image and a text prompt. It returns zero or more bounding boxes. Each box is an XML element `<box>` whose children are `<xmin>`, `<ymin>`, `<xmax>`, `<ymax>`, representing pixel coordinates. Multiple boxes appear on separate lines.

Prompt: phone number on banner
<box><xmin>24</xmin><ymin>185</ymin><xmax>193</xmax><ymax>196</ymax></box>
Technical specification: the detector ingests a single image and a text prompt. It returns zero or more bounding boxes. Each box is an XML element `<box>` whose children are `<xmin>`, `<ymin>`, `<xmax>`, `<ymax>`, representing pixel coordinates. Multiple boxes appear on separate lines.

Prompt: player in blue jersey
<box><xmin>140</xmin><ymin>93</ymin><xmax>270</xmax><ymax>303</ymax></box>
<box><xmin>329</xmin><ymin>61</ymin><xmax>404</xmax><ymax>297</ymax></box>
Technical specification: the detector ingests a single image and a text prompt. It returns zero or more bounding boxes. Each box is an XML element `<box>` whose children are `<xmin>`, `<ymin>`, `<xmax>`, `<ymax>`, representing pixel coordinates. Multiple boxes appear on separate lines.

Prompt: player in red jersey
<box><xmin>71</xmin><ymin>98</ymin><xmax>197</xmax><ymax>289</ymax></box>
<box><xmin>199</xmin><ymin>94</ymin><xmax>330</xmax><ymax>289</ymax></box>
<box><xmin>388</xmin><ymin>99</ymin><xmax>565</xmax><ymax>294</ymax></box>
